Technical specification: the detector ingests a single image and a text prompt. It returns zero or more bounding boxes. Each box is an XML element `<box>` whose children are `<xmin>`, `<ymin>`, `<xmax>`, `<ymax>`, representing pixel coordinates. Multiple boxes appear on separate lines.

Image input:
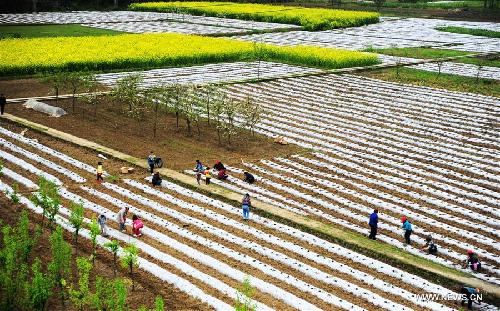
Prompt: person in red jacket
<box><xmin>132</xmin><ymin>215</ymin><xmax>144</xmax><ymax>237</ymax></box>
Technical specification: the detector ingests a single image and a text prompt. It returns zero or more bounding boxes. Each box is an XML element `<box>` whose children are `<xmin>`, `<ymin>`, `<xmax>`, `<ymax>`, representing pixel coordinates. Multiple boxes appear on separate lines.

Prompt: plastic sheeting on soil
<box><xmin>23</xmin><ymin>98</ymin><xmax>67</xmax><ymax>117</ymax></box>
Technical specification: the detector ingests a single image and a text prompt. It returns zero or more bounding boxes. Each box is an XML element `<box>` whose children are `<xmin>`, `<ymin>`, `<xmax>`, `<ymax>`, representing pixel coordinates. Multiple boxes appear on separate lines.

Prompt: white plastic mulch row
<box><xmin>285</xmin><ymin>154</ymin><xmax>499</xmax><ymax>233</ymax></box>
<box><xmin>255</xmin><ymin>158</ymin><xmax>500</xmax><ymax>265</ymax></box>
<box><xmin>231</xmin><ymin>90</ymin><xmax>500</xmax><ymax>180</ymax></box>
<box><xmin>242</xmin><ymin>75</ymin><xmax>500</xmax><ymax>144</ymax></box>
<box><xmin>229</xmin><ymin>88</ymin><xmax>500</xmax><ymax>203</ymax></box>
<box><xmin>0</xmin><ymin>149</ymin><xmax>61</xmax><ymax>186</ymax></box>
<box><xmin>232</xmin><ymin>17</ymin><xmax>500</xmax><ymax>52</ymax></box>
<box><xmin>229</xmin><ymin>94</ymin><xmax>500</xmax><ymax>213</ymax></box>
<box><xmin>0</xmin><ymin>11</ymin><xmax>294</xmax><ymax>31</ymax></box>
<box><xmin>99</xmin><ymin>181</ymin><xmax>414</xmax><ymax>311</ymax></box>
<box><xmin>213</xmin><ymin>162</ymin><xmax>500</xmax><ymax>284</ymax></box>
<box><xmin>0</xmin><ymin>137</ymin><xmax>86</xmax><ymax>183</ymax></box>
<box><xmin>145</xmin><ymin>178</ymin><xmax>480</xmax><ymax>308</ymax></box>
<box><xmin>95</xmin><ymin>62</ymin><xmax>320</xmax><ymax>88</ymax></box>
<box><xmin>242</xmin><ymin>160</ymin><xmax>499</xmax><ymax>254</ymax></box>
<box><xmin>255</xmin><ymin>104</ymin><xmax>499</xmax><ymax>188</ymax></box>
<box><xmin>85</xmin><ymin>21</ymin><xmax>246</xmax><ymax>35</ymax></box>
<box><xmin>226</xmin><ymin>75</ymin><xmax>500</xmax><ymax>188</ymax></box>
<box><xmin>231</xmin><ymin>127</ymin><xmax>500</xmax><ymax>283</ymax></box>
<box><xmin>253</xmin><ymin>114</ymin><xmax>500</xmax><ymax>212</ymax></box>
<box><xmin>0</xmin><ymin>126</ymin><xmax>98</xmax><ymax>175</ymax></box>
<box><xmin>59</xmin><ymin>188</ymin><xmax>275</xmax><ymax>311</ymax></box>
<box><xmin>253</xmin><ymin>110</ymin><xmax>500</xmax><ymax>213</ymax></box>
<box><xmin>211</xmin><ymin>112</ymin><xmax>500</xmax><ymax>283</ymax></box>
<box><xmin>409</xmin><ymin>62</ymin><xmax>500</xmax><ymax>81</ymax></box>
<box><xmin>0</xmin><ymin>182</ymin><xmax>233</xmax><ymax>311</ymax></box>
<box><xmin>231</xmin><ymin>76</ymin><xmax>499</xmax><ymax>155</ymax></box>
<box><xmin>0</xmin><ymin>11</ymin><xmax>171</xmax><ymax>24</ymax></box>
<box><xmin>245</xmin><ymin>119</ymin><xmax>500</xmax><ymax>247</ymax></box>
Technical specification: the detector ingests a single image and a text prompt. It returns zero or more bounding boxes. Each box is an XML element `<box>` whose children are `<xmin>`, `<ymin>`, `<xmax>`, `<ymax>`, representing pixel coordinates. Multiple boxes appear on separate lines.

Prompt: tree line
<box><xmin>41</xmin><ymin>72</ymin><xmax>263</xmax><ymax>146</ymax></box>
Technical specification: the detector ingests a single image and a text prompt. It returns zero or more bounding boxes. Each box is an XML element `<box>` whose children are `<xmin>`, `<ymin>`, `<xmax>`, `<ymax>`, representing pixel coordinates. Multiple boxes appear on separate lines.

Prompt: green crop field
<box><xmin>0</xmin><ymin>25</ymin><xmax>123</xmax><ymax>39</ymax></box>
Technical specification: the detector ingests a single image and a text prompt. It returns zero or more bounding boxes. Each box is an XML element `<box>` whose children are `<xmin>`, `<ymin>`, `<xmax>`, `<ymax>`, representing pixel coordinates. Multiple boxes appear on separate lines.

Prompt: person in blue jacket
<box><xmin>402</xmin><ymin>216</ymin><xmax>412</xmax><ymax>245</ymax></box>
<box><xmin>147</xmin><ymin>151</ymin><xmax>156</xmax><ymax>174</ymax></box>
<box><xmin>194</xmin><ymin>160</ymin><xmax>204</xmax><ymax>185</ymax></box>
<box><xmin>461</xmin><ymin>286</ymin><xmax>481</xmax><ymax>310</ymax></box>
<box><xmin>368</xmin><ymin>209</ymin><xmax>378</xmax><ymax>240</ymax></box>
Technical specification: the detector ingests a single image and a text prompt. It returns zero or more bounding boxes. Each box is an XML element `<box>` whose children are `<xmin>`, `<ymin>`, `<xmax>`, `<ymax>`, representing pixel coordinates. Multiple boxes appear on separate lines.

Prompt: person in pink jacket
<box><xmin>132</xmin><ymin>215</ymin><xmax>144</xmax><ymax>237</ymax></box>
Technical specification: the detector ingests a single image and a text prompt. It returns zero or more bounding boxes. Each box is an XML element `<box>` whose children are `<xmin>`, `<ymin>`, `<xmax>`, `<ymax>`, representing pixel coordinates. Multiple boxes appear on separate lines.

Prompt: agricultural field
<box><xmin>1</xmin><ymin>121</ymin><xmax>498</xmax><ymax>310</ymax></box>
<box><xmin>129</xmin><ymin>1</ymin><xmax>380</xmax><ymax>30</ymax></box>
<box><xmin>205</xmin><ymin>75</ymin><xmax>500</xmax><ymax>285</ymax></box>
<box><xmin>95</xmin><ymin>62</ymin><xmax>321</xmax><ymax>87</ymax></box>
<box><xmin>0</xmin><ymin>2</ymin><xmax>499</xmax><ymax>311</ymax></box>
<box><xmin>233</xmin><ymin>17</ymin><xmax>500</xmax><ymax>52</ymax></box>
<box><xmin>0</xmin><ymin>33</ymin><xmax>378</xmax><ymax>75</ymax></box>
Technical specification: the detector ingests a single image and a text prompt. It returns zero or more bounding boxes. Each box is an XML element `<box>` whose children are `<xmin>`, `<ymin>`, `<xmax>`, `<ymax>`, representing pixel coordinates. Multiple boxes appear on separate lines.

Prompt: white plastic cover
<box><xmin>23</xmin><ymin>98</ymin><xmax>67</xmax><ymax>117</ymax></box>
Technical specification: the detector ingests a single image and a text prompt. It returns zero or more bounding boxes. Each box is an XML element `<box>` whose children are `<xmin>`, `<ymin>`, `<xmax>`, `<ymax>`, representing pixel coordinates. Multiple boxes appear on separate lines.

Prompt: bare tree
<box><xmin>179</xmin><ymin>84</ymin><xmax>202</xmax><ymax>136</ymax></box>
<box><xmin>111</xmin><ymin>74</ymin><xmax>143</xmax><ymax>112</ymax></box>
<box><xmin>202</xmin><ymin>84</ymin><xmax>218</xmax><ymax>124</ymax></box>
<box><xmin>210</xmin><ymin>88</ymin><xmax>227</xmax><ymax>145</ymax></box>
<box><xmin>145</xmin><ymin>85</ymin><xmax>167</xmax><ymax>138</ymax></box>
<box><xmin>66</xmin><ymin>71</ymin><xmax>95</xmax><ymax>113</ymax></box>
<box><xmin>220</xmin><ymin>97</ymin><xmax>241</xmax><ymax>145</ymax></box>
<box><xmin>436</xmin><ymin>60</ymin><xmax>444</xmax><ymax>77</ymax></box>
<box><xmin>167</xmin><ymin>83</ymin><xmax>188</xmax><ymax>130</ymax></box>
<box><xmin>240</xmin><ymin>96</ymin><xmax>262</xmax><ymax>136</ymax></box>
<box><xmin>40</xmin><ymin>72</ymin><xmax>66</xmax><ymax>104</ymax></box>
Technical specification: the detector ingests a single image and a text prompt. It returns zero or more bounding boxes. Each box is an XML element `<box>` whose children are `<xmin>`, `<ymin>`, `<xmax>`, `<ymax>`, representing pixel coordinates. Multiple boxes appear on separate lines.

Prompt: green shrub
<box><xmin>27</xmin><ymin>258</ymin><xmax>52</xmax><ymax>311</ymax></box>
<box><xmin>48</xmin><ymin>226</ymin><xmax>72</xmax><ymax>306</ymax></box>
<box><xmin>120</xmin><ymin>244</ymin><xmax>139</xmax><ymax>291</ymax></box>
<box><xmin>68</xmin><ymin>257</ymin><xmax>93</xmax><ymax>311</ymax></box>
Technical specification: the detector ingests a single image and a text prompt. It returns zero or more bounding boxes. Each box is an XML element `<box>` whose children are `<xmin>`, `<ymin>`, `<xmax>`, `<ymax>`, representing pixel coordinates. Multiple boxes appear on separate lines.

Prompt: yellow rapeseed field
<box><xmin>0</xmin><ymin>33</ymin><xmax>379</xmax><ymax>75</ymax></box>
<box><xmin>130</xmin><ymin>1</ymin><xmax>379</xmax><ymax>30</ymax></box>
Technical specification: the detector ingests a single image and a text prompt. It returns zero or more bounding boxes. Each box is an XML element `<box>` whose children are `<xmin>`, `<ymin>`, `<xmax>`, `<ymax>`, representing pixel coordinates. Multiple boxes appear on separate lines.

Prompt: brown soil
<box><xmin>4</xmin><ymin>95</ymin><xmax>303</xmax><ymax>170</ymax></box>
<box><xmin>0</xmin><ymin>193</ymin><xmax>210</xmax><ymax>311</ymax></box>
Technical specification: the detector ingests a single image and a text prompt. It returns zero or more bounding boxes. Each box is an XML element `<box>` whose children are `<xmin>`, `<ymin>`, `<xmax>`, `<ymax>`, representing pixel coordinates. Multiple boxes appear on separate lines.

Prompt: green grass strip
<box><xmin>367</xmin><ymin>47</ymin><xmax>471</xmax><ymax>59</ymax></box>
<box><xmin>436</xmin><ymin>26</ymin><xmax>500</xmax><ymax>38</ymax></box>
<box><xmin>362</xmin><ymin>67</ymin><xmax>499</xmax><ymax>97</ymax></box>
<box><xmin>129</xmin><ymin>1</ymin><xmax>380</xmax><ymax>31</ymax></box>
<box><xmin>367</xmin><ymin>47</ymin><xmax>500</xmax><ymax>68</ymax></box>
<box><xmin>0</xmin><ymin>33</ymin><xmax>379</xmax><ymax>76</ymax></box>
<box><xmin>458</xmin><ymin>56</ymin><xmax>500</xmax><ymax>68</ymax></box>
<box><xmin>0</xmin><ymin>24</ymin><xmax>123</xmax><ymax>39</ymax></box>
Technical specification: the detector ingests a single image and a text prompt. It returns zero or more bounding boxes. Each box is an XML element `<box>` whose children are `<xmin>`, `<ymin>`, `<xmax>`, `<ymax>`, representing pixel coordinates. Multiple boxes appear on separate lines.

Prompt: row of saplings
<box><xmin>40</xmin><ymin>72</ymin><xmax>262</xmax><ymax>146</ymax></box>
<box><xmin>0</xmin><ymin>163</ymin><xmax>258</xmax><ymax>311</ymax></box>
<box><xmin>0</xmin><ymin>176</ymin><xmax>161</xmax><ymax>311</ymax></box>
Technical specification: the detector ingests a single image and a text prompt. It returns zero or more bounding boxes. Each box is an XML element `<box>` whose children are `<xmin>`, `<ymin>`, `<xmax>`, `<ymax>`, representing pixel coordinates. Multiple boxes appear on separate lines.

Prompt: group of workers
<box><xmin>96</xmin><ymin>206</ymin><xmax>143</xmax><ymax>239</ymax></box>
<box><xmin>93</xmin><ymin>152</ymin><xmax>486</xmax><ymax>310</ymax></box>
<box><xmin>368</xmin><ymin>208</ymin><xmax>484</xmax><ymax>309</ymax></box>
<box><xmin>368</xmin><ymin>209</ymin><xmax>482</xmax><ymax>272</ymax></box>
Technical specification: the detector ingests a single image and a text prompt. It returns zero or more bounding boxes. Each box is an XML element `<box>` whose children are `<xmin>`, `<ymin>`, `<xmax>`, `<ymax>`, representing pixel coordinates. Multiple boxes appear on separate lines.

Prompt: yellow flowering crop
<box><xmin>0</xmin><ymin>33</ymin><xmax>379</xmax><ymax>75</ymax></box>
<box><xmin>130</xmin><ymin>1</ymin><xmax>379</xmax><ymax>30</ymax></box>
